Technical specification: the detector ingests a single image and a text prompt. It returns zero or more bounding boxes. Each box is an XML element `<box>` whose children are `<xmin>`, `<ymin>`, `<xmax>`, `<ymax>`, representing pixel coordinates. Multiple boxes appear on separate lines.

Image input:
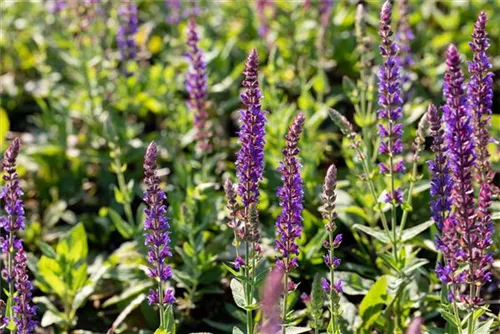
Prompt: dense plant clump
<box><xmin>0</xmin><ymin>1</ymin><xmax>498</xmax><ymax>333</ymax></box>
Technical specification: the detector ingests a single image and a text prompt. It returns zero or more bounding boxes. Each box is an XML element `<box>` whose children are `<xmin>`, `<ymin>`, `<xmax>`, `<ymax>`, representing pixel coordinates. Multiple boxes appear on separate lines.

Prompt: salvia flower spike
<box><xmin>275</xmin><ymin>112</ymin><xmax>306</xmax><ymax>273</ymax></box>
<box><xmin>143</xmin><ymin>142</ymin><xmax>175</xmax><ymax>319</ymax></box>
<box><xmin>321</xmin><ymin>164</ymin><xmax>343</xmax><ymax>332</ymax></box>
<box><xmin>236</xmin><ymin>49</ymin><xmax>267</xmax><ymax>231</ymax></box>
<box><xmin>377</xmin><ymin>0</ymin><xmax>405</xmax><ymax>204</ymax></box>
<box><xmin>165</xmin><ymin>0</ymin><xmax>181</xmax><ymax>24</ymax></box>
<box><xmin>319</xmin><ymin>0</ymin><xmax>334</xmax><ymax>27</ymax></box>
<box><xmin>468</xmin><ymin>11</ymin><xmax>494</xmax><ymax>289</ymax></box>
<box><xmin>117</xmin><ymin>1</ymin><xmax>138</xmax><ymax>72</ymax></box>
<box><xmin>428</xmin><ymin>104</ymin><xmax>453</xmax><ymax>230</ymax></box>
<box><xmin>186</xmin><ymin>17</ymin><xmax>212</xmax><ymax>152</ymax></box>
<box><xmin>0</xmin><ymin>138</ymin><xmax>37</xmax><ymax>332</ymax></box>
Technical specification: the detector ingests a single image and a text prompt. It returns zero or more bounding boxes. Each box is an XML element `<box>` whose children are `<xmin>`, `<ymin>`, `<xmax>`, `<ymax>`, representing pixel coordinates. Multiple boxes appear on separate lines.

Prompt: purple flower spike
<box><xmin>13</xmin><ymin>248</ymin><xmax>38</xmax><ymax>333</ymax></box>
<box><xmin>275</xmin><ymin>113</ymin><xmax>306</xmax><ymax>273</ymax></box>
<box><xmin>377</xmin><ymin>1</ymin><xmax>404</xmax><ymax>176</ymax></box>
<box><xmin>428</xmin><ymin>104</ymin><xmax>453</xmax><ymax>230</ymax></box>
<box><xmin>186</xmin><ymin>17</ymin><xmax>212</xmax><ymax>152</ymax></box>
<box><xmin>468</xmin><ymin>12</ymin><xmax>494</xmax><ymax>292</ymax></box>
<box><xmin>236</xmin><ymin>50</ymin><xmax>267</xmax><ymax>215</ymax></box>
<box><xmin>1</xmin><ymin>138</ymin><xmax>24</xmax><ymax>282</ymax></box>
<box><xmin>0</xmin><ymin>138</ymin><xmax>37</xmax><ymax>332</ymax></box>
<box><xmin>143</xmin><ymin>142</ymin><xmax>175</xmax><ymax>306</ymax></box>
<box><xmin>117</xmin><ymin>1</ymin><xmax>138</xmax><ymax>70</ymax></box>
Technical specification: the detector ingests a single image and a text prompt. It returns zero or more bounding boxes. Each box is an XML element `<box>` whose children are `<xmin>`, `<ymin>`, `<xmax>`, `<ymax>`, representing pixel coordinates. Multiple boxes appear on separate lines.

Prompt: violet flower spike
<box><xmin>143</xmin><ymin>142</ymin><xmax>175</xmax><ymax>308</ymax></box>
<box><xmin>443</xmin><ymin>44</ymin><xmax>490</xmax><ymax>305</ymax></box>
<box><xmin>428</xmin><ymin>104</ymin><xmax>453</xmax><ymax>230</ymax></box>
<box><xmin>0</xmin><ymin>138</ymin><xmax>37</xmax><ymax>332</ymax></box>
<box><xmin>377</xmin><ymin>0</ymin><xmax>405</xmax><ymax>205</ymax></box>
<box><xmin>275</xmin><ymin>112</ymin><xmax>305</xmax><ymax>273</ymax></box>
<box><xmin>320</xmin><ymin>164</ymin><xmax>343</xmax><ymax>332</ymax></box>
<box><xmin>186</xmin><ymin>17</ymin><xmax>212</xmax><ymax>152</ymax></box>
<box><xmin>256</xmin><ymin>0</ymin><xmax>274</xmax><ymax>38</ymax></box>
<box><xmin>468</xmin><ymin>11</ymin><xmax>494</xmax><ymax>287</ymax></box>
<box><xmin>236</xmin><ymin>49</ymin><xmax>267</xmax><ymax>227</ymax></box>
<box><xmin>117</xmin><ymin>1</ymin><xmax>138</xmax><ymax>72</ymax></box>
<box><xmin>13</xmin><ymin>248</ymin><xmax>37</xmax><ymax>333</ymax></box>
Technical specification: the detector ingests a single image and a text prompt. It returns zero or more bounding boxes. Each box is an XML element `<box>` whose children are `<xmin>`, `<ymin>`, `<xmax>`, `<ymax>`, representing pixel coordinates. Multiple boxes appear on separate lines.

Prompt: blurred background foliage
<box><xmin>0</xmin><ymin>0</ymin><xmax>499</xmax><ymax>333</ymax></box>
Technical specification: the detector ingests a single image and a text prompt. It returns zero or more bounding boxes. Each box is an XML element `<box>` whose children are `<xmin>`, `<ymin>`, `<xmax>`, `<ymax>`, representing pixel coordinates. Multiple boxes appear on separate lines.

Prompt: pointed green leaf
<box><xmin>359</xmin><ymin>275</ymin><xmax>389</xmax><ymax>329</ymax></box>
<box><xmin>353</xmin><ymin>224</ymin><xmax>390</xmax><ymax>243</ymax></box>
<box><xmin>230</xmin><ymin>278</ymin><xmax>247</xmax><ymax>309</ymax></box>
<box><xmin>401</xmin><ymin>220</ymin><xmax>434</xmax><ymax>242</ymax></box>
<box><xmin>107</xmin><ymin>208</ymin><xmax>133</xmax><ymax>239</ymax></box>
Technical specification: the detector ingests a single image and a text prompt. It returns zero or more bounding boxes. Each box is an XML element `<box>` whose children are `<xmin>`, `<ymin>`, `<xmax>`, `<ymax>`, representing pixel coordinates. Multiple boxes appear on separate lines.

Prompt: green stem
<box><xmin>328</xmin><ymin>232</ymin><xmax>337</xmax><ymax>334</ymax></box>
<box><xmin>113</xmin><ymin>155</ymin><xmax>135</xmax><ymax>228</ymax></box>
<box><xmin>244</xmin><ymin>241</ymin><xmax>253</xmax><ymax>334</ymax></box>
<box><xmin>353</xmin><ymin>145</ymin><xmax>391</xmax><ymax>237</ymax></box>
<box><xmin>282</xmin><ymin>270</ymin><xmax>288</xmax><ymax>334</ymax></box>
<box><xmin>398</xmin><ymin>160</ymin><xmax>418</xmax><ymax>239</ymax></box>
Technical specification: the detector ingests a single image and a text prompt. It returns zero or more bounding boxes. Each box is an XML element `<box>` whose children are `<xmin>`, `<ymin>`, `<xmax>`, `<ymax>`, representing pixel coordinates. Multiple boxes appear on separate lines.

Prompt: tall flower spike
<box><xmin>275</xmin><ymin>112</ymin><xmax>305</xmax><ymax>273</ymax></box>
<box><xmin>428</xmin><ymin>104</ymin><xmax>453</xmax><ymax>230</ymax></box>
<box><xmin>321</xmin><ymin>164</ymin><xmax>343</xmax><ymax>332</ymax></box>
<box><xmin>377</xmin><ymin>0</ymin><xmax>404</xmax><ymax>203</ymax></box>
<box><xmin>396</xmin><ymin>0</ymin><xmax>414</xmax><ymax>93</ymax></box>
<box><xmin>236</xmin><ymin>49</ymin><xmax>267</xmax><ymax>231</ymax></box>
<box><xmin>468</xmin><ymin>11</ymin><xmax>494</xmax><ymax>288</ymax></box>
<box><xmin>143</xmin><ymin>142</ymin><xmax>175</xmax><ymax>307</ymax></box>
<box><xmin>443</xmin><ymin>44</ymin><xmax>488</xmax><ymax>304</ymax></box>
<box><xmin>13</xmin><ymin>248</ymin><xmax>37</xmax><ymax>333</ymax></box>
<box><xmin>256</xmin><ymin>0</ymin><xmax>274</xmax><ymax>38</ymax></box>
<box><xmin>0</xmin><ymin>138</ymin><xmax>37</xmax><ymax>332</ymax></box>
<box><xmin>117</xmin><ymin>1</ymin><xmax>138</xmax><ymax>69</ymax></box>
<box><xmin>186</xmin><ymin>17</ymin><xmax>211</xmax><ymax>152</ymax></box>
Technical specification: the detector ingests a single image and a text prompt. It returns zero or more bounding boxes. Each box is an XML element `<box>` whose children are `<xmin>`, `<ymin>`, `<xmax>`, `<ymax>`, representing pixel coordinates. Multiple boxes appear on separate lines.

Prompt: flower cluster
<box><xmin>275</xmin><ymin>112</ymin><xmax>305</xmax><ymax>273</ymax></box>
<box><xmin>13</xmin><ymin>248</ymin><xmax>38</xmax><ymax>333</ymax></box>
<box><xmin>320</xmin><ymin>164</ymin><xmax>343</xmax><ymax>295</ymax></box>
<box><xmin>468</xmin><ymin>12</ymin><xmax>494</xmax><ymax>284</ymax></box>
<box><xmin>256</xmin><ymin>0</ymin><xmax>274</xmax><ymax>38</ymax></box>
<box><xmin>0</xmin><ymin>138</ymin><xmax>37</xmax><ymax>332</ymax></box>
<box><xmin>428</xmin><ymin>104</ymin><xmax>453</xmax><ymax>230</ymax></box>
<box><xmin>48</xmin><ymin>0</ymin><xmax>66</xmax><ymax>13</ymax></box>
<box><xmin>117</xmin><ymin>2</ymin><xmax>138</xmax><ymax>65</ymax></box>
<box><xmin>186</xmin><ymin>17</ymin><xmax>211</xmax><ymax>152</ymax></box>
<box><xmin>143</xmin><ymin>142</ymin><xmax>175</xmax><ymax>306</ymax></box>
<box><xmin>236</xmin><ymin>50</ymin><xmax>267</xmax><ymax>221</ymax></box>
<box><xmin>377</xmin><ymin>0</ymin><xmax>405</xmax><ymax>204</ymax></box>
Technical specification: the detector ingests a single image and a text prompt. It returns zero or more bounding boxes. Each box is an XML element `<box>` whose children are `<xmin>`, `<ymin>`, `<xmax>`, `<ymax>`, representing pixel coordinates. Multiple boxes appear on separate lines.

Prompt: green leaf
<box><xmin>230</xmin><ymin>279</ymin><xmax>247</xmax><ymax>309</ymax></box>
<box><xmin>311</xmin><ymin>274</ymin><xmax>324</xmax><ymax>316</ymax></box>
<box><xmin>183</xmin><ymin>242</ymin><xmax>196</xmax><ymax>257</ymax></box>
<box><xmin>154</xmin><ymin>329</ymin><xmax>168</xmax><ymax>334</ymax></box>
<box><xmin>359</xmin><ymin>275</ymin><xmax>389</xmax><ymax>329</ymax></box>
<box><xmin>440</xmin><ymin>309</ymin><xmax>459</xmax><ymax>328</ymax></box>
<box><xmin>109</xmin><ymin>293</ymin><xmax>147</xmax><ymax>333</ymax></box>
<box><xmin>402</xmin><ymin>258</ymin><xmax>429</xmax><ymax>276</ymax></box>
<box><xmin>285</xmin><ymin>327</ymin><xmax>312</xmax><ymax>334</ymax></box>
<box><xmin>401</xmin><ymin>220</ymin><xmax>434</xmax><ymax>242</ymax></box>
<box><xmin>232</xmin><ymin>327</ymin><xmax>244</xmax><ymax>334</ymax></box>
<box><xmin>0</xmin><ymin>108</ymin><xmax>9</xmax><ymax>150</ymax></box>
<box><xmin>102</xmin><ymin>280</ymin><xmax>153</xmax><ymax>308</ymax></box>
<box><xmin>353</xmin><ymin>224</ymin><xmax>390</xmax><ymax>243</ymax></box>
<box><xmin>40</xmin><ymin>309</ymin><xmax>66</xmax><ymax>327</ymax></box>
<box><xmin>39</xmin><ymin>242</ymin><xmax>57</xmax><ymax>259</ymax></box>
<box><xmin>57</xmin><ymin>223</ymin><xmax>88</xmax><ymax>264</ymax></box>
<box><xmin>113</xmin><ymin>185</ymin><xmax>127</xmax><ymax>204</ymax></box>
<box><xmin>475</xmin><ymin>318</ymin><xmax>494</xmax><ymax>334</ymax></box>
<box><xmin>37</xmin><ymin>256</ymin><xmax>66</xmax><ymax>297</ymax></box>
<box><xmin>342</xmin><ymin>76</ymin><xmax>359</xmax><ymax>104</ymax></box>
<box><xmin>107</xmin><ymin>208</ymin><xmax>133</xmax><ymax>239</ymax></box>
